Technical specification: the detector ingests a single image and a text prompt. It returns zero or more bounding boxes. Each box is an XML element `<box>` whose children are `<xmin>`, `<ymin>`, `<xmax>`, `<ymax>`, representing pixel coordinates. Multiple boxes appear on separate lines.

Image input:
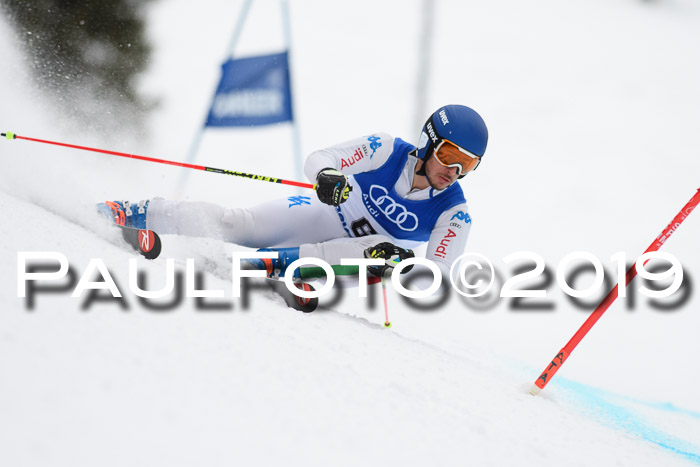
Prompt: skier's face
<box><xmin>425</xmin><ymin>154</ymin><xmax>459</xmax><ymax>190</ymax></box>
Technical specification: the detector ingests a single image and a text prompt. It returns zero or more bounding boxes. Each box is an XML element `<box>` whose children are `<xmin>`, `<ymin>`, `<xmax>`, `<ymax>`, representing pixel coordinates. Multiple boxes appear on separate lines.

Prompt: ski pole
<box><xmin>1</xmin><ymin>131</ymin><xmax>316</xmax><ymax>190</ymax></box>
<box><xmin>381</xmin><ymin>277</ymin><xmax>392</xmax><ymax>328</ymax></box>
<box><xmin>530</xmin><ymin>188</ymin><xmax>700</xmax><ymax>395</ymax></box>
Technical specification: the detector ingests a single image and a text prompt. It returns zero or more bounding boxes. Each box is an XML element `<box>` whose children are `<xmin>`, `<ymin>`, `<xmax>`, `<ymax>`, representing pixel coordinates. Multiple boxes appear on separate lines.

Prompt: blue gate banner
<box><xmin>205</xmin><ymin>52</ymin><xmax>293</xmax><ymax>127</ymax></box>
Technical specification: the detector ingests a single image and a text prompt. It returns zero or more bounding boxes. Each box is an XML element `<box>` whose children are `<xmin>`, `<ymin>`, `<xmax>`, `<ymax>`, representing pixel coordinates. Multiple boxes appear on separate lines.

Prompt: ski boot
<box><xmin>243</xmin><ymin>247</ymin><xmax>318</xmax><ymax>312</ymax></box>
<box><xmin>243</xmin><ymin>247</ymin><xmax>301</xmax><ymax>279</ymax></box>
<box><xmin>97</xmin><ymin>200</ymin><xmax>150</xmax><ymax>229</ymax></box>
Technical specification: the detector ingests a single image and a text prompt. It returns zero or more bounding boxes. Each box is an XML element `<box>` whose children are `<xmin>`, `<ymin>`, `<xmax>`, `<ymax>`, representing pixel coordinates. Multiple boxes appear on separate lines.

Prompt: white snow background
<box><xmin>1</xmin><ymin>0</ymin><xmax>700</xmax><ymax>466</ymax></box>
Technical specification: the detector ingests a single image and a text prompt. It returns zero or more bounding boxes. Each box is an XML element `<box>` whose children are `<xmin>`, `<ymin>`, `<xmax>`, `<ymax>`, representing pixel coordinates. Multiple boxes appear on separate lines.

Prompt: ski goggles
<box><xmin>434</xmin><ymin>139</ymin><xmax>481</xmax><ymax>174</ymax></box>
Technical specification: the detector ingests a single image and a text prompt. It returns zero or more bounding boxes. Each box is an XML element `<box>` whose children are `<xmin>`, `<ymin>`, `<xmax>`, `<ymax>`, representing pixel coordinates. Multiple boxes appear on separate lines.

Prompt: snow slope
<box><xmin>1</xmin><ymin>0</ymin><xmax>700</xmax><ymax>466</ymax></box>
<box><xmin>1</xmin><ymin>189</ymin><xmax>699</xmax><ymax>466</ymax></box>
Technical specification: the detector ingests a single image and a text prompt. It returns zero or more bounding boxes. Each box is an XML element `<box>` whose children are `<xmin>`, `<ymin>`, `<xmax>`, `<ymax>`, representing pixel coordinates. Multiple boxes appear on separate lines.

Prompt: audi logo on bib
<box><xmin>369</xmin><ymin>185</ymin><xmax>419</xmax><ymax>231</ymax></box>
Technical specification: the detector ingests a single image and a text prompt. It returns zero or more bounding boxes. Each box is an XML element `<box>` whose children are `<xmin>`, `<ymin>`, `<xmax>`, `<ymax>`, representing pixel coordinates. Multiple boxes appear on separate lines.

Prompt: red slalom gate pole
<box><xmin>1</xmin><ymin>131</ymin><xmax>316</xmax><ymax>190</ymax></box>
<box><xmin>530</xmin><ymin>188</ymin><xmax>700</xmax><ymax>395</ymax></box>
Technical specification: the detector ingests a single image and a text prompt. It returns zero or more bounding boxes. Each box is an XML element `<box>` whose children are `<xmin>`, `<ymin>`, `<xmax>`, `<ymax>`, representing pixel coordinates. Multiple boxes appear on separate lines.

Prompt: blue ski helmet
<box><xmin>417</xmin><ymin>105</ymin><xmax>488</xmax><ymax>177</ymax></box>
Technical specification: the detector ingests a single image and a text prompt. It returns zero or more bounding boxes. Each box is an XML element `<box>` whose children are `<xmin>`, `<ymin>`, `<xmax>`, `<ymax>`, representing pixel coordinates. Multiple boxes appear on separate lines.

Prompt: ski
<box><xmin>95</xmin><ymin>201</ymin><xmax>161</xmax><ymax>260</ymax></box>
<box><xmin>114</xmin><ymin>225</ymin><xmax>162</xmax><ymax>260</ymax></box>
<box><xmin>265</xmin><ymin>278</ymin><xmax>318</xmax><ymax>313</ymax></box>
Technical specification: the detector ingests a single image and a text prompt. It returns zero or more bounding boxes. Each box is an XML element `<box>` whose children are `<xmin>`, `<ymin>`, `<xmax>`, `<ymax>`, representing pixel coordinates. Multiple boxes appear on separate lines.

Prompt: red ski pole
<box><xmin>2</xmin><ymin>131</ymin><xmax>316</xmax><ymax>190</ymax></box>
<box><xmin>530</xmin><ymin>188</ymin><xmax>700</xmax><ymax>395</ymax></box>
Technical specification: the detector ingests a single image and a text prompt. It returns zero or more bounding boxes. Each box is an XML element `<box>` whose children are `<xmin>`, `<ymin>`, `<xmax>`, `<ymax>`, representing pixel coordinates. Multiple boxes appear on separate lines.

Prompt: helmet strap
<box><xmin>416</xmin><ymin>158</ymin><xmax>427</xmax><ymax>176</ymax></box>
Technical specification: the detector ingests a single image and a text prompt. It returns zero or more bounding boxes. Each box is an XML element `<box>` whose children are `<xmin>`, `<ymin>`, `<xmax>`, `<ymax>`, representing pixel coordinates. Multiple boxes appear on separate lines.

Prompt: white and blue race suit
<box><xmin>146</xmin><ymin>133</ymin><xmax>472</xmax><ymax>278</ymax></box>
<box><xmin>304</xmin><ymin>132</ymin><xmax>473</xmax><ymax>276</ymax></box>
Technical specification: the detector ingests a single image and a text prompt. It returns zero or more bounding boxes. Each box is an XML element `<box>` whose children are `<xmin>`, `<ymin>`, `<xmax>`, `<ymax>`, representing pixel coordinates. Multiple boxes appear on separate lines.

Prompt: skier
<box><xmin>98</xmin><ymin>104</ymin><xmax>488</xmax><ymax>282</ymax></box>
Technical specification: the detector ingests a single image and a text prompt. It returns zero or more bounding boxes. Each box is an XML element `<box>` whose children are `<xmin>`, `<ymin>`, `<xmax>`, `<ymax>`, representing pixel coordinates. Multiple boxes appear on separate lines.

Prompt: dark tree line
<box><xmin>1</xmin><ymin>0</ymin><xmax>155</xmax><ymax>130</ymax></box>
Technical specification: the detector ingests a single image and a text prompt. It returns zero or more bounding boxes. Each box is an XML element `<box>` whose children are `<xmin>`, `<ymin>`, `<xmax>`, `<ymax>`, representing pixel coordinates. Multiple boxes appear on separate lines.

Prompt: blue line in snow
<box><xmin>555</xmin><ymin>378</ymin><xmax>700</xmax><ymax>465</ymax></box>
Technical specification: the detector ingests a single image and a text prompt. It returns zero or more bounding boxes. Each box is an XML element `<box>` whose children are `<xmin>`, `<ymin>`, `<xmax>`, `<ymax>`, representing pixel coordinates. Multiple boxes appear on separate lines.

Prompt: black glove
<box><xmin>364</xmin><ymin>242</ymin><xmax>415</xmax><ymax>277</ymax></box>
<box><xmin>316</xmin><ymin>168</ymin><xmax>352</xmax><ymax>206</ymax></box>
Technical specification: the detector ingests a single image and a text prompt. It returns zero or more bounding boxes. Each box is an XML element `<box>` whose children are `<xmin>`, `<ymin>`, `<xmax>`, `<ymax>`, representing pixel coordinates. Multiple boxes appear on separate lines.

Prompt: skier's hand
<box><xmin>364</xmin><ymin>242</ymin><xmax>415</xmax><ymax>277</ymax></box>
<box><xmin>315</xmin><ymin>168</ymin><xmax>352</xmax><ymax>206</ymax></box>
